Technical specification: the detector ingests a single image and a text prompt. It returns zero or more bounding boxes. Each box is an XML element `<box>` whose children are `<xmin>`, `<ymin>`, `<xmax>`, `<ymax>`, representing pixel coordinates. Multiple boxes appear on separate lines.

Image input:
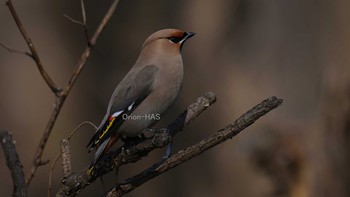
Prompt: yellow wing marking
<box><xmin>98</xmin><ymin>117</ymin><xmax>116</xmax><ymax>141</ymax></box>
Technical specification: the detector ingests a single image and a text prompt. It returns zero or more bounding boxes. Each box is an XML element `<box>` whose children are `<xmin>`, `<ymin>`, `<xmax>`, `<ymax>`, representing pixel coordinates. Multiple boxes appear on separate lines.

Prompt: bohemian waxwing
<box><xmin>87</xmin><ymin>29</ymin><xmax>195</xmax><ymax>174</ymax></box>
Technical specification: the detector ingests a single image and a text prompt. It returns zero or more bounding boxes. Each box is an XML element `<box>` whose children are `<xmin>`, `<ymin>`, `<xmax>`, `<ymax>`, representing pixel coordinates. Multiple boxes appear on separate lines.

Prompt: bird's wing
<box><xmin>87</xmin><ymin>65</ymin><xmax>159</xmax><ymax>152</ymax></box>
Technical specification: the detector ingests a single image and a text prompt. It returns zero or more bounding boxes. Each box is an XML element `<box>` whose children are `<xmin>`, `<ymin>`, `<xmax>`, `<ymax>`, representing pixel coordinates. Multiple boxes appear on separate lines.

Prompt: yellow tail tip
<box><xmin>87</xmin><ymin>166</ymin><xmax>94</xmax><ymax>175</ymax></box>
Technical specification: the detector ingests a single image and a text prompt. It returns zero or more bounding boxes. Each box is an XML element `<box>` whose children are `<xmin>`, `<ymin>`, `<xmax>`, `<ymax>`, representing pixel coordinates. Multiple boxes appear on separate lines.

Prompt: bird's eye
<box><xmin>168</xmin><ymin>37</ymin><xmax>182</xmax><ymax>43</ymax></box>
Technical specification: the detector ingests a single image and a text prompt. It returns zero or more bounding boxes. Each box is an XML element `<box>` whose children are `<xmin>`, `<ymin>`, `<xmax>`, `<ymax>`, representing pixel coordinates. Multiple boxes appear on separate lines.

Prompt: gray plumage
<box><xmin>87</xmin><ymin>29</ymin><xmax>195</xmax><ymax>172</ymax></box>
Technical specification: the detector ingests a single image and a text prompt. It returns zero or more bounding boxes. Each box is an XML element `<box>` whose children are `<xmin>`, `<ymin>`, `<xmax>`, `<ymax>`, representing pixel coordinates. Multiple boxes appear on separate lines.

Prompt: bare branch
<box><xmin>26</xmin><ymin>98</ymin><xmax>64</xmax><ymax>185</ymax></box>
<box><xmin>61</xmin><ymin>139</ymin><xmax>72</xmax><ymax>177</ymax></box>
<box><xmin>67</xmin><ymin>121</ymin><xmax>97</xmax><ymax>140</ymax></box>
<box><xmin>80</xmin><ymin>0</ymin><xmax>89</xmax><ymax>43</ymax></box>
<box><xmin>56</xmin><ymin>94</ymin><xmax>282</xmax><ymax>196</ymax></box>
<box><xmin>48</xmin><ymin>153</ymin><xmax>61</xmax><ymax>197</ymax></box>
<box><xmin>56</xmin><ymin>92</ymin><xmax>216</xmax><ymax>196</ymax></box>
<box><xmin>63</xmin><ymin>14</ymin><xmax>84</xmax><ymax>25</ymax></box>
<box><xmin>25</xmin><ymin>0</ymin><xmax>121</xmax><ymax>185</ymax></box>
<box><xmin>63</xmin><ymin>0</ymin><xmax>89</xmax><ymax>44</ymax></box>
<box><xmin>63</xmin><ymin>0</ymin><xmax>121</xmax><ymax>96</ymax></box>
<box><xmin>0</xmin><ymin>131</ymin><xmax>27</xmax><ymax>197</ymax></box>
<box><xmin>80</xmin><ymin>0</ymin><xmax>87</xmax><ymax>26</ymax></box>
<box><xmin>48</xmin><ymin>121</ymin><xmax>98</xmax><ymax>197</ymax></box>
<box><xmin>108</xmin><ymin>96</ymin><xmax>283</xmax><ymax>196</ymax></box>
<box><xmin>0</xmin><ymin>42</ymin><xmax>32</xmax><ymax>57</ymax></box>
<box><xmin>6</xmin><ymin>0</ymin><xmax>60</xmax><ymax>94</ymax></box>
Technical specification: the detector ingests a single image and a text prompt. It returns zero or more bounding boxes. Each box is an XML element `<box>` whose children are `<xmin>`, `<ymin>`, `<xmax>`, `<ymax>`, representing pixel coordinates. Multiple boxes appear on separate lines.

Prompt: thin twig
<box><xmin>100</xmin><ymin>177</ymin><xmax>107</xmax><ymax>194</ymax></box>
<box><xmin>63</xmin><ymin>0</ymin><xmax>89</xmax><ymax>44</ymax></box>
<box><xmin>25</xmin><ymin>0</ymin><xmax>121</xmax><ymax>186</ymax></box>
<box><xmin>68</xmin><ymin>121</ymin><xmax>98</xmax><ymax>140</ymax></box>
<box><xmin>63</xmin><ymin>0</ymin><xmax>121</xmax><ymax>96</ymax></box>
<box><xmin>48</xmin><ymin>153</ymin><xmax>61</xmax><ymax>197</ymax></box>
<box><xmin>80</xmin><ymin>0</ymin><xmax>89</xmax><ymax>43</ymax></box>
<box><xmin>0</xmin><ymin>42</ymin><xmax>32</xmax><ymax>57</ymax></box>
<box><xmin>6</xmin><ymin>0</ymin><xmax>60</xmax><ymax>94</ymax></box>
<box><xmin>63</xmin><ymin>14</ymin><xmax>84</xmax><ymax>25</ymax></box>
<box><xmin>107</xmin><ymin>96</ymin><xmax>283</xmax><ymax>196</ymax></box>
<box><xmin>0</xmin><ymin>131</ymin><xmax>27</xmax><ymax>197</ymax></box>
<box><xmin>80</xmin><ymin>0</ymin><xmax>87</xmax><ymax>26</ymax></box>
<box><xmin>47</xmin><ymin>121</ymin><xmax>97</xmax><ymax>197</ymax></box>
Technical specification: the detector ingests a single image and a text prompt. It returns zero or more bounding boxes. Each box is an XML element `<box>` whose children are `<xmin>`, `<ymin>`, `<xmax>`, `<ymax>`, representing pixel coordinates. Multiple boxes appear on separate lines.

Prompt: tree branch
<box><xmin>25</xmin><ymin>0</ymin><xmax>121</xmax><ymax>185</ymax></box>
<box><xmin>63</xmin><ymin>0</ymin><xmax>89</xmax><ymax>44</ymax></box>
<box><xmin>61</xmin><ymin>139</ymin><xmax>72</xmax><ymax>177</ymax></box>
<box><xmin>0</xmin><ymin>131</ymin><xmax>27</xmax><ymax>197</ymax></box>
<box><xmin>80</xmin><ymin>0</ymin><xmax>89</xmax><ymax>43</ymax></box>
<box><xmin>63</xmin><ymin>0</ymin><xmax>121</xmax><ymax>97</ymax></box>
<box><xmin>56</xmin><ymin>92</ymin><xmax>217</xmax><ymax>197</ymax></box>
<box><xmin>107</xmin><ymin>96</ymin><xmax>283</xmax><ymax>196</ymax></box>
<box><xmin>6</xmin><ymin>0</ymin><xmax>60</xmax><ymax>94</ymax></box>
<box><xmin>0</xmin><ymin>42</ymin><xmax>32</xmax><ymax>57</ymax></box>
<box><xmin>56</xmin><ymin>94</ymin><xmax>282</xmax><ymax>197</ymax></box>
<box><xmin>48</xmin><ymin>122</ymin><xmax>97</xmax><ymax>197</ymax></box>
<box><xmin>26</xmin><ymin>97</ymin><xmax>64</xmax><ymax>185</ymax></box>
<box><xmin>63</xmin><ymin>15</ymin><xmax>84</xmax><ymax>26</ymax></box>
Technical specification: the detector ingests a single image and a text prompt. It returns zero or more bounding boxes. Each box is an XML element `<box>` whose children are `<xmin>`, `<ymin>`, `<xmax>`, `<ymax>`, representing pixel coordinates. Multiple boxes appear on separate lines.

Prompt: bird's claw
<box><xmin>162</xmin><ymin>142</ymin><xmax>173</xmax><ymax>160</ymax></box>
<box><xmin>149</xmin><ymin>128</ymin><xmax>173</xmax><ymax>160</ymax></box>
<box><xmin>151</xmin><ymin>128</ymin><xmax>171</xmax><ymax>147</ymax></box>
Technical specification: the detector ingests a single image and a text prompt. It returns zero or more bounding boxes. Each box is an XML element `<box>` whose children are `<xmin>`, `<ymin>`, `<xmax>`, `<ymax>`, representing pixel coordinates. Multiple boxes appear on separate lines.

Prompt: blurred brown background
<box><xmin>1</xmin><ymin>0</ymin><xmax>350</xmax><ymax>196</ymax></box>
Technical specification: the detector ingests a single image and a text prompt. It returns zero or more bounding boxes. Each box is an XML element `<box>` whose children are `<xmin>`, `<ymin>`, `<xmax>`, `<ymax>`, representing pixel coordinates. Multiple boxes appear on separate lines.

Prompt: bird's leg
<box><xmin>162</xmin><ymin>141</ymin><xmax>173</xmax><ymax>160</ymax></box>
<box><xmin>151</xmin><ymin>128</ymin><xmax>173</xmax><ymax>160</ymax></box>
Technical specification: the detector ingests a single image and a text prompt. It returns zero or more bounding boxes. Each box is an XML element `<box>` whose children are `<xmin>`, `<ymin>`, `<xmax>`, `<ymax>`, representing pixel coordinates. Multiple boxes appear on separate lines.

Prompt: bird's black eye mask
<box><xmin>167</xmin><ymin>32</ymin><xmax>190</xmax><ymax>44</ymax></box>
<box><xmin>168</xmin><ymin>36</ymin><xmax>183</xmax><ymax>44</ymax></box>
<box><xmin>167</xmin><ymin>32</ymin><xmax>195</xmax><ymax>44</ymax></box>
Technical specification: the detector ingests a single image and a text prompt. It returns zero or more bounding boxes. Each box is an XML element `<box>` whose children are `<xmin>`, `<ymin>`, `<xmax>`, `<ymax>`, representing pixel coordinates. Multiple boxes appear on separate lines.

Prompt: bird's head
<box><xmin>142</xmin><ymin>29</ymin><xmax>195</xmax><ymax>52</ymax></box>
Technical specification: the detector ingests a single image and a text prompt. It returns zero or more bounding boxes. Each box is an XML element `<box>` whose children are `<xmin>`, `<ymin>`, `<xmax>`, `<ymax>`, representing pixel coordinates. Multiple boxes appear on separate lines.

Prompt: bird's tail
<box><xmin>87</xmin><ymin>137</ymin><xmax>111</xmax><ymax>175</ymax></box>
<box><xmin>87</xmin><ymin>165</ymin><xmax>95</xmax><ymax>176</ymax></box>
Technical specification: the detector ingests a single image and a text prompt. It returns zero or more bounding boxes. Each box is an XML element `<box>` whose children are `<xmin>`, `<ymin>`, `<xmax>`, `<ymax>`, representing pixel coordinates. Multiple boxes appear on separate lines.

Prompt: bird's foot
<box><xmin>162</xmin><ymin>142</ymin><xmax>173</xmax><ymax>160</ymax></box>
<box><xmin>151</xmin><ymin>128</ymin><xmax>171</xmax><ymax>147</ymax></box>
<box><xmin>150</xmin><ymin>128</ymin><xmax>173</xmax><ymax>160</ymax></box>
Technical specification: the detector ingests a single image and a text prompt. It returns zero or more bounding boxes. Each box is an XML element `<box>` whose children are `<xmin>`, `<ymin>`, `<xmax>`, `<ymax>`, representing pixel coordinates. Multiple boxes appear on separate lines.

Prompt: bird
<box><xmin>87</xmin><ymin>29</ymin><xmax>195</xmax><ymax>174</ymax></box>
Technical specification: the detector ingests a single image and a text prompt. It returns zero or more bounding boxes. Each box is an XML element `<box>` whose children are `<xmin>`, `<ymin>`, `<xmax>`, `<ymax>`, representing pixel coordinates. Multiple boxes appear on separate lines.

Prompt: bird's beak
<box><xmin>179</xmin><ymin>32</ymin><xmax>195</xmax><ymax>46</ymax></box>
<box><xmin>184</xmin><ymin>32</ymin><xmax>195</xmax><ymax>40</ymax></box>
